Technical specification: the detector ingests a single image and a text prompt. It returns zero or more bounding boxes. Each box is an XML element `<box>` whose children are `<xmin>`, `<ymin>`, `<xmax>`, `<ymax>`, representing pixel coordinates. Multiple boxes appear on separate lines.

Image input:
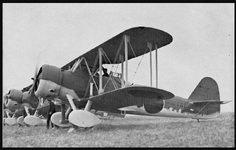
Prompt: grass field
<box><xmin>2</xmin><ymin>112</ymin><xmax>234</xmax><ymax>147</ymax></box>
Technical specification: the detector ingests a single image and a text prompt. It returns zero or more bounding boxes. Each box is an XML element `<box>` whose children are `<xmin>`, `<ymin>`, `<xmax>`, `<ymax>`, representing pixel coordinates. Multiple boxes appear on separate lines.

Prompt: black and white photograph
<box><xmin>3</xmin><ymin>3</ymin><xmax>234</xmax><ymax>147</ymax></box>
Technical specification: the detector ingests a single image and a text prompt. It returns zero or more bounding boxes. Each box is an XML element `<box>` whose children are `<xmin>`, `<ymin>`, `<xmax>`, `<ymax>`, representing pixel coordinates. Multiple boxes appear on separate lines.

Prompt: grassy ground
<box><xmin>2</xmin><ymin>112</ymin><xmax>234</xmax><ymax>147</ymax></box>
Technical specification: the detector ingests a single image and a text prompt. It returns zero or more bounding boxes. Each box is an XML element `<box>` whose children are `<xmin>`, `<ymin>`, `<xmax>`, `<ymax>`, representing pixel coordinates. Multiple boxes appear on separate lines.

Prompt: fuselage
<box><xmin>34</xmin><ymin>65</ymin><xmax>220</xmax><ymax>120</ymax></box>
<box><xmin>35</xmin><ymin>65</ymin><xmax>122</xmax><ymax>106</ymax></box>
<box><xmin>122</xmin><ymin>96</ymin><xmax>220</xmax><ymax>119</ymax></box>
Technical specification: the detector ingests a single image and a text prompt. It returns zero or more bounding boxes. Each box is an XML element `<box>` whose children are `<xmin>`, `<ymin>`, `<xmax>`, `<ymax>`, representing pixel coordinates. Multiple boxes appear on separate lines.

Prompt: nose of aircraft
<box><xmin>5</xmin><ymin>99</ymin><xmax>20</xmax><ymax>112</ymax></box>
<box><xmin>3</xmin><ymin>90</ymin><xmax>21</xmax><ymax>113</ymax></box>
<box><xmin>34</xmin><ymin>64</ymin><xmax>63</xmax><ymax>98</ymax></box>
<box><xmin>7</xmin><ymin>89</ymin><xmax>23</xmax><ymax>104</ymax></box>
<box><xmin>35</xmin><ymin>79</ymin><xmax>47</xmax><ymax>97</ymax></box>
<box><xmin>35</xmin><ymin>79</ymin><xmax>61</xmax><ymax>98</ymax></box>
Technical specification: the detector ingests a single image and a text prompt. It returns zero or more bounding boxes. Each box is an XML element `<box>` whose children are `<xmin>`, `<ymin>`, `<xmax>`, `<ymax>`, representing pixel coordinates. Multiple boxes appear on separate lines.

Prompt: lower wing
<box><xmin>84</xmin><ymin>85</ymin><xmax>174</xmax><ymax>113</ymax></box>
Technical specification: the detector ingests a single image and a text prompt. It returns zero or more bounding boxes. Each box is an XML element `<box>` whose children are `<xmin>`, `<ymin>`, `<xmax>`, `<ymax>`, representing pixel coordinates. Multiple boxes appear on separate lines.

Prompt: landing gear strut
<box><xmin>50</xmin><ymin>102</ymin><xmax>72</xmax><ymax>128</ymax></box>
<box><xmin>59</xmin><ymin>103</ymin><xmax>69</xmax><ymax>124</ymax></box>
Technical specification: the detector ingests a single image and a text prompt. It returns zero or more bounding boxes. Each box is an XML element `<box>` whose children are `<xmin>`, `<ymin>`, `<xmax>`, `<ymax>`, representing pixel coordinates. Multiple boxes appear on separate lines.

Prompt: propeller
<box><xmin>30</xmin><ymin>52</ymin><xmax>43</xmax><ymax>94</ymax></box>
<box><xmin>29</xmin><ymin>66</ymin><xmax>39</xmax><ymax>95</ymax></box>
<box><xmin>23</xmin><ymin>65</ymin><xmax>43</xmax><ymax>126</ymax></box>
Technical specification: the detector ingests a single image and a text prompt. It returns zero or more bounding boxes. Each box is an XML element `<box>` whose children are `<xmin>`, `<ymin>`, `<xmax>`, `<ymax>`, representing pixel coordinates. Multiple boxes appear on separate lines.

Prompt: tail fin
<box><xmin>189</xmin><ymin>77</ymin><xmax>220</xmax><ymax>100</ymax></box>
<box><xmin>189</xmin><ymin>77</ymin><xmax>220</xmax><ymax>113</ymax></box>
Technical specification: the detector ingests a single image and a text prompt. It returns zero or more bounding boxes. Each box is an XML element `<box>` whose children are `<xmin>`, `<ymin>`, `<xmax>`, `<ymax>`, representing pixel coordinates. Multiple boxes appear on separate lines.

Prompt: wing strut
<box><xmin>98</xmin><ymin>48</ymin><xmax>104</xmax><ymax>94</ymax></box>
<box><xmin>148</xmin><ymin>42</ymin><xmax>152</xmax><ymax>87</ymax></box>
<box><xmin>147</xmin><ymin>42</ymin><xmax>159</xmax><ymax>87</ymax></box>
<box><xmin>155</xmin><ymin>44</ymin><xmax>158</xmax><ymax>88</ymax></box>
<box><xmin>124</xmin><ymin>35</ymin><xmax>130</xmax><ymax>86</ymax></box>
<box><xmin>84</xmin><ymin>82</ymin><xmax>94</xmax><ymax>111</ymax></box>
<box><xmin>120</xmin><ymin>55</ymin><xmax>125</xmax><ymax>87</ymax></box>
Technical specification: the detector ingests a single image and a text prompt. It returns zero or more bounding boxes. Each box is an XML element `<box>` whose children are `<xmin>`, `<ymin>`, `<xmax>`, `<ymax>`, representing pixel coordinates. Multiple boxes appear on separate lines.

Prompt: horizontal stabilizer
<box><xmin>190</xmin><ymin>100</ymin><xmax>232</xmax><ymax>104</ymax></box>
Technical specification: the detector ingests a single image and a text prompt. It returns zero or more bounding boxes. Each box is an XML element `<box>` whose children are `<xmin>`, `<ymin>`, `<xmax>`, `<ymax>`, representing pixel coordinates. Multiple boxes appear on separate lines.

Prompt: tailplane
<box><xmin>188</xmin><ymin>77</ymin><xmax>220</xmax><ymax>114</ymax></box>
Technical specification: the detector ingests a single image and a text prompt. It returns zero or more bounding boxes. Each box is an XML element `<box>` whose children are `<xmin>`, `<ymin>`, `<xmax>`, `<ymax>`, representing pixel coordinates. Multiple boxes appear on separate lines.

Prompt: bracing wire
<box><xmin>100</xmin><ymin>49</ymin><xmax>119</xmax><ymax>89</ymax></box>
<box><xmin>128</xmin><ymin>41</ymin><xmax>137</xmax><ymax>58</ymax></box>
<box><xmin>100</xmin><ymin>40</ymin><xmax>149</xmax><ymax>86</ymax></box>
<box><xmin>130</xmin><ymin>47</ymin><xmax>149</xmax><ymax>83</ymax></box>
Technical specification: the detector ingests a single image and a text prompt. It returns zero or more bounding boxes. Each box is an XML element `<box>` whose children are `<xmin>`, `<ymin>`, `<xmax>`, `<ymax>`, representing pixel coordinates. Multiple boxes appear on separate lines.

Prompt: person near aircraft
<box><xmin>102</xmin><ymin>67</ymin><xmax>109</xmax><ymax>77</ymax></box>
<box><xmin>46</xmin><ymin>99</ymin><xmax>57</xmax><ymax>129</ymax></box>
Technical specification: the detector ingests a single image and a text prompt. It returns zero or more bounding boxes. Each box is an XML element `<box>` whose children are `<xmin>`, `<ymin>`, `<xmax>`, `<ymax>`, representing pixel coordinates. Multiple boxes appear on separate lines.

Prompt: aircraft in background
<box><xmin>3</xmin><ymin>86</ymin><xmax>123</xmax><ymax>126</ymax></box>
<box><xmin>3</xmin><ymin>87</ymin><xmax>62</xmax><ymax>126</ymax></box>
<box><xmin>3</xmin><ymin>102</ymin><xmax>55</xmax><ymax>126</ymax></box>
<box><xmin>4</xmin><ymin>86</ymin><xmax>39</xmax><ymax>113</ymax></box>
<box><xmin>4</xmin><ymin>27</ymin><xmax>231</xmax><ymax>130</ymax></box>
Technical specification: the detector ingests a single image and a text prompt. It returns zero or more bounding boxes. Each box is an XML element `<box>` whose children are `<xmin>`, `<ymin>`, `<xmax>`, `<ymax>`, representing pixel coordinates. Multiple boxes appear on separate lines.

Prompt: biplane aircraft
<box><xmin>4</xmin><ymin>27</ymin><xmax>230</xmax><ymax>130</ymax></box>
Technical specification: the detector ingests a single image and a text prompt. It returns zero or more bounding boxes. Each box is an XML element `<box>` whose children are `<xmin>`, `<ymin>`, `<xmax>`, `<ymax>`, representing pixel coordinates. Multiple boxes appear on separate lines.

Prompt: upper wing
<box><xmin>16</xmin><ymin>27</ymin><xmax>172</xmax><ymax>95</ymax></box>
<box><xmin>61</xmin><ymin>27</ymin><xmax>172</xmax><ymax>71</ymax></box>
<box><xmin>83</xmin><ymin>85</ymin><xmax>174</xmax><ymax>113</ymax></box>
<box><xmin>190</xmin><ymin>100</ymin><xmax>232</xmax><ymax>104</ymax></box>
<box><xmin>18</xmin><ymin>27</ymin><xmax>172</xmax><ymax>92</ymax></box>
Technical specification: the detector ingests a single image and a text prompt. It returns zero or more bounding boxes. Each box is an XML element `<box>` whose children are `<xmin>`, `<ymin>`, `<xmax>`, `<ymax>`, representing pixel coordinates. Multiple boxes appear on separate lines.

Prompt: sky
<box><xmin>3</xmin><ymin>3</ymin><xmax>234</xmax><ymax>112</ymax></box>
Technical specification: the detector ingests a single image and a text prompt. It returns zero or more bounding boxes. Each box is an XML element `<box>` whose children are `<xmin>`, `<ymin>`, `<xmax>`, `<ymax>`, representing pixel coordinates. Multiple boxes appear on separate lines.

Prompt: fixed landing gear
<box><xmin>50</xmin><ymin>94</ymin><xmax>101</xmax><ymax>132</ymax></box>
<box><xmin>51</xmin><ymin>112</ymin><xmax>72</xmax><ymax>128</ymax></box>
<box><xmin>50</xmin><ymin>102</ymin><xmax>72</xmax><ymax>128</ymax></box>
<box><xmin>66</xmin><ymin>94</ymin><xmax>101</xmax><ymax>132</ymax></box>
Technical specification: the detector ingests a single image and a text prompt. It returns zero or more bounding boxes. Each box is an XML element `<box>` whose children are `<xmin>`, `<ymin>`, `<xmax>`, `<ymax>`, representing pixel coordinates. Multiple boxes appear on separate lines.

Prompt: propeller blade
<box><xmin>29</xmin><ymin>66</ymin><xmax>39</xmax><ymax>95</ymax></box>
<box><xmin>33</xmin><ymin>66</ymin><xmax>39</xmax><ymax>93</ymax></box>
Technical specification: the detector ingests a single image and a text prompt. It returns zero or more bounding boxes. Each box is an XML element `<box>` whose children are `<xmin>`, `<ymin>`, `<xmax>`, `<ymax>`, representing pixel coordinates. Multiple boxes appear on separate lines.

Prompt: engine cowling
<box><xmin>8</xmin><ymin>89</ymin><xmax>23</xmax><ymax>104</ymax></box>
<box><xmin>35</xmin><ymin>65</ymin><xmax>63</xmax><ymax>98</ymax></box>
<box><xmin>39</xmin><ymin>65</ymin><xmax>63</xmax><ymax>87</ymax></box>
